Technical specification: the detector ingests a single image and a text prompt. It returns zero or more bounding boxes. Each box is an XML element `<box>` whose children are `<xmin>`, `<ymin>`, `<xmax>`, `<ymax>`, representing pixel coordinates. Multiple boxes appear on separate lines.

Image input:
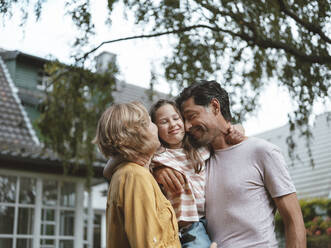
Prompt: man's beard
<box><xmin>188</xmin><ymin>126</ymin><xmax>211</xmax><ymax>148</ymax></box>
<box><xmin>188</xmin><ymin>133</ymin><xmax>203</xmax><ymax>148</ymax></box>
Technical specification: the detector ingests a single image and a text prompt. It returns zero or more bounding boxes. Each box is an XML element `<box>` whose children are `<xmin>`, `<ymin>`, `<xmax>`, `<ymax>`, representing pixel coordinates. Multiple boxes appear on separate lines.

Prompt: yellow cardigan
<box><xmin>106</xmin><ymin>162</ymin><xmax>181</xmax><ymax>248</ymax></box>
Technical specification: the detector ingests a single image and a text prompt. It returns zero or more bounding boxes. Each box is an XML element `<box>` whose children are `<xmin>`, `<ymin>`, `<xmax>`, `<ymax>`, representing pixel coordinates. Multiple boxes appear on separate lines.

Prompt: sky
<box><xmin>0</xmin><ymin>0</ymin><xmax>330</xmax><ymax>135</ymax></box>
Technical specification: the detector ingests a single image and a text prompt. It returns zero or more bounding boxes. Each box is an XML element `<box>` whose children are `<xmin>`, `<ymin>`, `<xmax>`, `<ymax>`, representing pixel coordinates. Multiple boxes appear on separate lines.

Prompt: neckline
<box><xmin>214</xmin><ymin>137</ymin><xmax>251</xmax><ymax>153</ymax></box>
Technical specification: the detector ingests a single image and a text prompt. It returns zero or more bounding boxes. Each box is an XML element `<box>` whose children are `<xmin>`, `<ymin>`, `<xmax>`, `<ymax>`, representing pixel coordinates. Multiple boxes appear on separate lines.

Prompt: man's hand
<box><xmin>153</xmin><ymin>166</ymin><xmax>186</xmax><ymax>193</ymax></box>
<box><xmin>225</xmin><ymin>124</ymin><xmax>246</xmax><ymax>145</ymax></box>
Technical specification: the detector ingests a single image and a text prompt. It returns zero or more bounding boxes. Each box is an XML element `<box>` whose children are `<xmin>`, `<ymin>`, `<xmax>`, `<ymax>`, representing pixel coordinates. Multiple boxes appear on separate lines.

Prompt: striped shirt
<box><xmin>152</xmin><ymin>147</ymin><xmax>210</xmax><ymax>222</ymax></box>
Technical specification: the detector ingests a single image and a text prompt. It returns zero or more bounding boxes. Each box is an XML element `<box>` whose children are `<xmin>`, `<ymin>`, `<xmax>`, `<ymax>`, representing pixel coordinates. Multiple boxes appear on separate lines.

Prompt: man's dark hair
<box><xmin>176</xmin><ymin>80</ymin><xmax>232</xmax><ymax>122</ymax></box>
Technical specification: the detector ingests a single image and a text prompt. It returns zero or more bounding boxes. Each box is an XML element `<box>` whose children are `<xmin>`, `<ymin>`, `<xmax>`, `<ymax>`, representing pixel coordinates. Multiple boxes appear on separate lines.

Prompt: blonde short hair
<box><xmin>93</xmin><ymin>101</ymin><xmax>158</xmax><ymax>161</ymax></box>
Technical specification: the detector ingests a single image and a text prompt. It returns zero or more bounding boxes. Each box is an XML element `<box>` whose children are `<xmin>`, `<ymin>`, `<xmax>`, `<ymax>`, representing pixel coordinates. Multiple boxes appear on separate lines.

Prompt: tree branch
<box><xmin>254</xmin><ymin>37</ymin><xmax>331</xmax><ymax>64</ymax></box>
<box><xmin>80</xmin><ymin>25</ymin><xmax>214</xmax><ymax>61</ymax></box>
<box><xmin>277</xmin><ymin>0</ymin><xmax>331</xmax><ymax>44</ymax></box>
<box><xmin>217</xmin><ymin>24</ymin><xmax>331</xmax><ymax>64</ymax></box>
<box><xmin>80</xmin><ymin>24</ymin><xmax>331</xmax><ymax>64</ymax></box>
<box><xmin>223</xmin><ymin>27</ymin><xmax>331</xmax><ymax>63</ymax></box>
<box><xmin>199</xmin><ymin>1</ymin><xmax>331</xmax><ymax>63</ymax></box>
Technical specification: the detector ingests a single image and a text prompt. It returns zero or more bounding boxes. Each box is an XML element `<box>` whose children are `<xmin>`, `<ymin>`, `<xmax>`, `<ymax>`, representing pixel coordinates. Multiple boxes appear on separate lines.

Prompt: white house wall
<box><xmin>256</xmin><ymin>113</ymin><xmax>331</xmax><ymax>199</ymax></box>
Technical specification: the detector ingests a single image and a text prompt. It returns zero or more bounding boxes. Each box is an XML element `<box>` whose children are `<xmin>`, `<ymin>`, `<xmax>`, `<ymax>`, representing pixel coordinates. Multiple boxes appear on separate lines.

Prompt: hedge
<box><xmin>275</xmin><ymin>198</ymin><xmax>331</xmax><ymax>247</ymax></box>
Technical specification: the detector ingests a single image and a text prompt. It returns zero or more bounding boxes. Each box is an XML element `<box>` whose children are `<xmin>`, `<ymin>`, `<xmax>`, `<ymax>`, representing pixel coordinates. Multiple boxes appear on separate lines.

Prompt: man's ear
<box><xmin>210</xmin><ymin>98</ymin><xmax>221</xmax><ymax>115</ymax></box>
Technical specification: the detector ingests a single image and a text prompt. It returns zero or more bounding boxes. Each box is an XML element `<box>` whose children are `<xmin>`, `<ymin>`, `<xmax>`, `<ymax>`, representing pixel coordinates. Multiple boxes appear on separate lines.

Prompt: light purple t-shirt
<box><xmin>206</xmin><ymin>137</ymin><xmax>296</xmax><ymax>248</ymax></box>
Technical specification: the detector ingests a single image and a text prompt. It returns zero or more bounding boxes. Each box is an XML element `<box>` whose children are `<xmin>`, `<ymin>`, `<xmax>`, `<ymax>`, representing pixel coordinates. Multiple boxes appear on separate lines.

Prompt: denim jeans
<box><xmin>180</xmin><ymin>218</ymin><xmax>212</xmax><ymax>248</ymax></box>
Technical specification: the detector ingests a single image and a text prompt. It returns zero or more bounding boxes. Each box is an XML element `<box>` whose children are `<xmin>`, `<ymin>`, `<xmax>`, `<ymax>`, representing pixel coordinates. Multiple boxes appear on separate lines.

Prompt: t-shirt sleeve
<box><xmin>262</xmin><ymin>148</ymin><xmax>296</xmax><ymax>198</ymax></box>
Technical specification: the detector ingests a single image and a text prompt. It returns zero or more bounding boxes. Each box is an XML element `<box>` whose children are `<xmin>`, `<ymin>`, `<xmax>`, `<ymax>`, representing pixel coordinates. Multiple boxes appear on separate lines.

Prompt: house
<box><xmin>0</xmin><ymin>49</ymin><xmax>168</xmax><ymax>248</ymax></box>
<box><xmin>255</xmin><ymin>112</ymin><xmax>331</xmax><ymax>199</ymax></box>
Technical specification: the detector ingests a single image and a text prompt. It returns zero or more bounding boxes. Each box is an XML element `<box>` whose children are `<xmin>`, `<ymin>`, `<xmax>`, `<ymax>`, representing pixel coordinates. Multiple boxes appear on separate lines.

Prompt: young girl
<box><xmin>150</xmin><ymin>99</ymin><xmax>212</xmax><ymax>248</ymax></box>
<box><xmin>94</xmin><ymin>101</ymin><xmax>181</xmax><ymax>248</ymax></box>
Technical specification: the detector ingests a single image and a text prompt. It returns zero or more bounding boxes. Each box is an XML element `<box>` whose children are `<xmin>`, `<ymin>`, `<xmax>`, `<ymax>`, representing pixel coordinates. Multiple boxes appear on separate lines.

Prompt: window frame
<box><xmin>0</xmin><ymin>169</ymin><xmax>89</xmax><ymax>248</ymax></box>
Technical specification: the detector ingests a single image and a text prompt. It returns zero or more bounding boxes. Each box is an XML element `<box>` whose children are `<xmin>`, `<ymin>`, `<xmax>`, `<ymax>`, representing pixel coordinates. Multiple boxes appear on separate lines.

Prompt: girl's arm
<box><xmin>103</xmin><ymin>155</ymin><xmax>124</xmax><ymax>180</ymax></box>
<box><xmin>104</xmin><ymin>154</ymin><xmax>151</xmax><ymax>180</ymax></box>
<box><xmin>224</xmin><ymin>124</ymin><xmax>246</xmax><ymax>145</ymax></box>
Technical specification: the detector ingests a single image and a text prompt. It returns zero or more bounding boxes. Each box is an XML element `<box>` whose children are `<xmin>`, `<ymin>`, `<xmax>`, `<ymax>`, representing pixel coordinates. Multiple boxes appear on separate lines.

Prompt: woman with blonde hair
<box><xmin>93</xmin><ymin>101</ymin><xmax>181</xmax><ymax>248</ymax></box>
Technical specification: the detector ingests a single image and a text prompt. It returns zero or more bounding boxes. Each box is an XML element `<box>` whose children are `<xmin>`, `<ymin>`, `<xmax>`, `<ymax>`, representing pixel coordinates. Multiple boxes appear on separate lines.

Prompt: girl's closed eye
<box><xmin>159</xmin><ymin>119</ymin><xmax>168</xmax><ymax>125</ymax></box>
<box><xmin>152</xmin><ymin>102</ymin><xmax>185</xmax><ymax>149</ymax></box>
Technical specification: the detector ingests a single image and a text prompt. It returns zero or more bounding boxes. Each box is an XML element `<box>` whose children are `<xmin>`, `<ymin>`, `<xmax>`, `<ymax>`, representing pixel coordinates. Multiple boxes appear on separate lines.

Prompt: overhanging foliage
<box><xmin>36</xmin><ymin>61</ymin><xmax>117</xmax><ymax>182</ymax></box>
<box><xmin>1</xmin><ymin>0</ymin><xmax>330</xmax><ymax>168</ymax></box>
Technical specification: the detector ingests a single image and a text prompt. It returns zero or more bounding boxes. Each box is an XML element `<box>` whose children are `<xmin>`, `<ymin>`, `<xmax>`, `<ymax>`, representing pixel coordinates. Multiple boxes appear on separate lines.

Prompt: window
<box><xmin>83</xmin><ymin>212</ymin><xmax>103</xmax><ymax>248</ymax></box>
<box><xmin>40</xmin><ymin>180</ymin><xmax>76</xmax><ymax>247</ymax></box>
<box><xmin>0</xmin><ymin>206</ymin><xmax>14</xmax><ymax>234</ymax></box>
<box><xmin>0</xmin><ymin>175</ymin><xmax>35</xmax><ymax>248</ymax></box>
<box><xmin>93</xmin><ymin>214</ymin><xmax>102</xmax><ymax>248</ymax></box>
<box><xmin>0</xmin><ymin>172</ymin><xmax>89</xmax><ymax>248</ymax></box>
<box><xmin>36</xmin><ymin>70</ymin><xmax>51</xmax><ymax>91</ymax></box>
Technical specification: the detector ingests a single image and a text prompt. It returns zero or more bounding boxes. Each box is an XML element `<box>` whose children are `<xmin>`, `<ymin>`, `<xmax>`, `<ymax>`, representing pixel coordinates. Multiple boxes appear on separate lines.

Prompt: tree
<box><xmin>1</xmin><ymin>0</ymin><xmax>330</xmax><ymax>164</ymax></box>
<box><xmin>37</xmin><ymin>61</ymin><xmax>118</xmax><ymax>181</ymax></box>
<box><xmin>1</xmin><ymin>1</ymin><xmax>120</xmax><ymax>182</ymax></box>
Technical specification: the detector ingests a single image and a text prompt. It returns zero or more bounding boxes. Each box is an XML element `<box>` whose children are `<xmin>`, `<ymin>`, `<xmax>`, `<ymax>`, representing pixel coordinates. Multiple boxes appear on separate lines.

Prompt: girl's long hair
<box><xmin>150</xmin><ymin>99</ymin><xmax>204</xmax><ymax>173</ymax></box>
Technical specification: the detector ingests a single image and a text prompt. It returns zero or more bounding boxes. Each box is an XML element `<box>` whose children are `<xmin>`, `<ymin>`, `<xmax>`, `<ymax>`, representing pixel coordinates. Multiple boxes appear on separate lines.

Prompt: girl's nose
<box><xmin>169</xmin><ymin>119</ymin><xmax>176</xmax><ymax>127</ymax></box>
